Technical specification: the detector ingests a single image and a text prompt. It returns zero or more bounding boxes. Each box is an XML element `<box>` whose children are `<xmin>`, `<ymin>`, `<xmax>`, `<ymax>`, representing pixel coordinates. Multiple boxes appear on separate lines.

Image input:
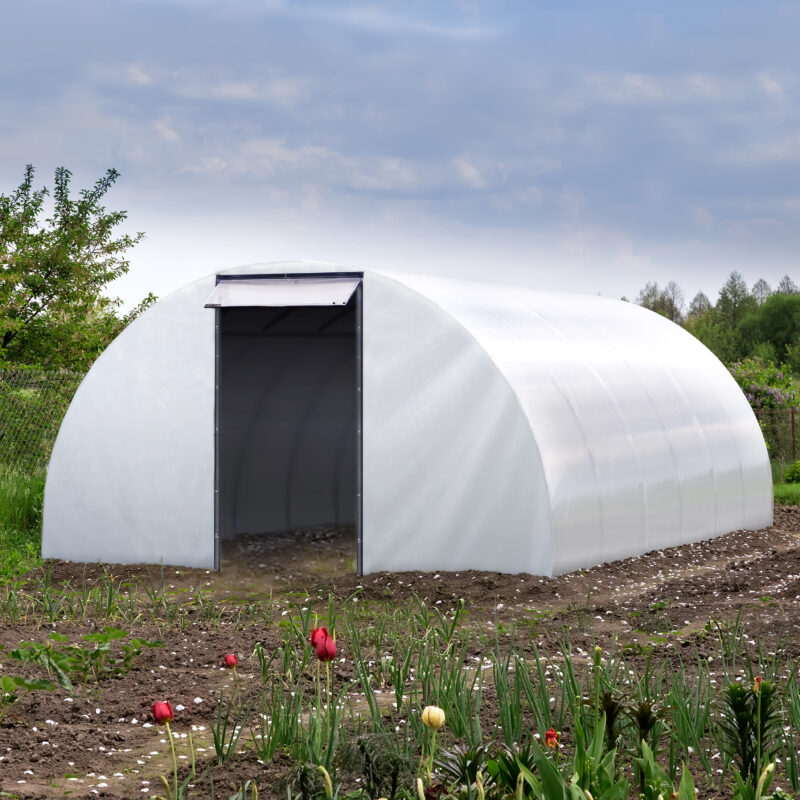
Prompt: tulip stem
<box><xmin>232</xmin><ymin>666</ymin><xmax>240</xmax><ymax>705</ymax></box>
<box><xmin>165</xmin><ymin>721</ymin><xmax>178</xmax><ymax>798</ymax></box>
<box><xmin>427</xmin><ymin>728</ymin><xmax>437</xmax><ymax>784</ymax></box>
<box><xmin>326</xmin><ymin>661</ymin><xmax>331</xmax><ymax>713</ymax></box>
<box><xmin>188</xmin><ymin>726</ymin><xmax>195</xmax><ymax>776</ymax></box>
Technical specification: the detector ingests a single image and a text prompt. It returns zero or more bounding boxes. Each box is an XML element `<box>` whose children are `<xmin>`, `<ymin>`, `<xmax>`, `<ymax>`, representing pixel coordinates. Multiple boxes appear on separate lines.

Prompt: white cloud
<box><xmin>125</xmin><ymin>63</ymin><xmax>154</xmax><ymax>86</ymax></box>
<box><xmin>757</xmin><ymin>71</ymin><xmax>785</xmax><ymax>99</ymax></box>
<box><xmin>154</xmin><ymin>118</ymin><xmax>180</xmax><ymax>143</ymax></box>
<box><xmin>110</xmin><ymin>62</ymin><xmax>309</xmax><ymax>107</ymax></box>
<box><xmin>454</xmin><ymin>158</ymin><xmax>484</xmax><ymax>188</ymax></box>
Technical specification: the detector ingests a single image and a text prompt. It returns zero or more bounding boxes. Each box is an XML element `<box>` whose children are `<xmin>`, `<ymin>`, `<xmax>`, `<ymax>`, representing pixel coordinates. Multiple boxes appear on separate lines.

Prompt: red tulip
<box><xmin>310</xmin><ymin>626</ymin><xmax>329</xmax><ymax>649</ymax></box>
<box><xmin>544</xmin><ymin>727</ymin><xmax>559</xmax><ymax>749</ymax></box>
<box><xmin>152</xmin><ymin>700</ymin><xmax>173</xmax><ymax>724</ymax></box>
<box><xmin>754</xmin><ymin>675</ymin><xmax>763</xmax><ymax>693</ymax></box>
<box><xmin>316</xmin><ymin>634</ymin><xmax>337</xmax><ymax>662</ymax></box>
<box><xmin>225</xmin><ymin>653</ymin><xmax>238</xmax><ymax>668</ymax></box>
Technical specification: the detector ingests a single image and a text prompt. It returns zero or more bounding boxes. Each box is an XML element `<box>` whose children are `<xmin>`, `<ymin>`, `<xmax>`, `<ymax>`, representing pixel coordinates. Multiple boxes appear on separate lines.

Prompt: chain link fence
<box><xmin>753</xmin><ymin>407</ymin><xmax>799</xmax><ymax>469</ymax></box>
<box><xmin>0</xmin><ymin>370</ymin><xmax>84</xmax><ymax>474</ymax></box>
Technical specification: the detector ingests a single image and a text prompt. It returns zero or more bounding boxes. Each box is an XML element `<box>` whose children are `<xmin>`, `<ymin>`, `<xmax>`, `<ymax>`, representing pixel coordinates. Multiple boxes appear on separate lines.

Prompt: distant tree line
<box><xmin>631</xmin><ymin>272</ymin><xmax>800</xmax><ymax>371</ymax></box>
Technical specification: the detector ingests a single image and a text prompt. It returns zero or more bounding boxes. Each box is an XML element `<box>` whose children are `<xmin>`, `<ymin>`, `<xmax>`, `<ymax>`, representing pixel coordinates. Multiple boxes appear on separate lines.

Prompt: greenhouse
<box><xmin>41</xmin><ymin>261</ymin><xmax>772</xmax><ymax>576</ymax></box>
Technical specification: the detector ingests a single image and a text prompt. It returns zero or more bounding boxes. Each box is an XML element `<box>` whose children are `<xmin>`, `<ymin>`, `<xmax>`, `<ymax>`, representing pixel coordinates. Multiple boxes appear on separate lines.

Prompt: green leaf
<box><xmin>677</xmin><ymin>764</ymin><xmax>696</xmax><ymax>800</ymax></box>
<box><xmin>531</xmin><ymin>742</ymin><xmax>568</xmax><ymax>799</ymax></box>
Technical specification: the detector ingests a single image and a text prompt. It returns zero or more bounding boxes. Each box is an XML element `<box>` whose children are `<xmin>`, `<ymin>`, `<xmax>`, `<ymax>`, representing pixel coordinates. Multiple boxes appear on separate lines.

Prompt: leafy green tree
<box><xmin>0</xmin><ymin>165</ymin><xmax>154</xmax><ymax>369</ymax></box>
<box><xmin>717</xmin><ymin>270</ymin><xmax>755</xmax><ymax>330</ymax></box>
<box><xmin>685</xmin><ymin>307</ymin><xmax>737</xmax><ymax>363</ymax></box>
<box><xmin>738</xmin><ymin>293</ymin><xmax>800</xmax><ymax>363</ymax></box>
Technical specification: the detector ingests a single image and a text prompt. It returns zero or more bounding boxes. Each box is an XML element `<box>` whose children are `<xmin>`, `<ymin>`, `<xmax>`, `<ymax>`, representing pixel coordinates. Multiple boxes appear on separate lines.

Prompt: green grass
<box><xmin>774</xmin><ymin>482</ymin><xmax>800</xmax><ymax>506</ymax></box>
<box><xmin>0</xmin><ymin>467</ymin><xmax>44</xmax><ymax>578</ymax></box>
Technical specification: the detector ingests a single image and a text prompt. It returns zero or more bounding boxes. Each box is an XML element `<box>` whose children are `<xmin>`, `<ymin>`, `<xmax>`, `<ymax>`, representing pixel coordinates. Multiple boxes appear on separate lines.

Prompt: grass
<box><xmin>0</xmin><ymin>466</ymin><xmax>44</xmax><ymax>578</ymax></box>
<box><xmin>774</xmin><ymin>483</ymin><xmax>800</xmax><ymax>506</ymax></box>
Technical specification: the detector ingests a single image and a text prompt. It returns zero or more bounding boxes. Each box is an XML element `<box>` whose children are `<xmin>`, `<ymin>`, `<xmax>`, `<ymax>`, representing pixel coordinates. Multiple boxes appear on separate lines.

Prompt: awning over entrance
<box><xmin>204</xmin><ymin>277</ymin><xmax>360</xmax><ymax>308</ymax></box>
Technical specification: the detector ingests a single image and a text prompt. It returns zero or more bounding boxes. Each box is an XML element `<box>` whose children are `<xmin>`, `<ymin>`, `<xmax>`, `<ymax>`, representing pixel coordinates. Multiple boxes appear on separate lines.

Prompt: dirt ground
<box><xmin>2</xmin><ymin>508</ymin><xmax>800</xmax><ymax>798</ymax></box>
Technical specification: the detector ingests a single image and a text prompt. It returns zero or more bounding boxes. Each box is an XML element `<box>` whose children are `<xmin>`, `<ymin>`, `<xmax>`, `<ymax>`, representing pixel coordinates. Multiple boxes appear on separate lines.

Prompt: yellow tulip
<box><xmin>421</xmin><ymin>705</ymin><xmax>446</xmax><ymax>730</ymax></box>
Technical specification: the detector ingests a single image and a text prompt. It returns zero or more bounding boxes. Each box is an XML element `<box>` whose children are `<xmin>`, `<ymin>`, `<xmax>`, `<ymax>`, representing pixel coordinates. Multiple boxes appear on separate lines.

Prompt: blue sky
<box><xmin>2</xmin><ymin>1</ymin><xmax>799</xmax><ymax>308</ymax></box>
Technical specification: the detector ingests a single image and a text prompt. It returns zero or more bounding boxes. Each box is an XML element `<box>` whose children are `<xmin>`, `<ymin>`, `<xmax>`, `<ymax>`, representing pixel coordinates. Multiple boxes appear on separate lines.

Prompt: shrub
<box><xmin>729</xmin><ymin>358</ymin><xmax>796</xmax><ymax>410</ymax></box>
<box><xmin>784</xmin><ymin>462</ymin><xmax>800</xmax><ymax>484</ymax></box>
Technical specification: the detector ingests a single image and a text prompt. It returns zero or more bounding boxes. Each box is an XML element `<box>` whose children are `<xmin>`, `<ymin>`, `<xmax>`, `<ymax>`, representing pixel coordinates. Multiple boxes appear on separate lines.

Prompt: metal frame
<box><xmin>212</xmin><ymin>272</ymin><xmax>364</xmax><ymax>574</ymax></box>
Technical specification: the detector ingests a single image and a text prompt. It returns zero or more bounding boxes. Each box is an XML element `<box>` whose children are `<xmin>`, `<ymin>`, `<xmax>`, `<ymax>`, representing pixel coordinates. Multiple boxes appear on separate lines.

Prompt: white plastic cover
<box><xmin>204</xmin><ymin>277</ymin><xmax>359</xmax><ymax>307</ymax></box>
<box><xmin>42</xmin><ymin>261</ymin><xmax>773</xmax><ymax>575</ymax></box>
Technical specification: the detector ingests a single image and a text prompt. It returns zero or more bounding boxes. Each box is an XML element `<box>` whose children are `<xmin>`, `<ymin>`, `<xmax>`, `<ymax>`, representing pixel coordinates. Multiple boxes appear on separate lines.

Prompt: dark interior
<box><xmin>218</xmin><ymin>300</ymin><xmax>357</xmax><ymax>553</ymax></box>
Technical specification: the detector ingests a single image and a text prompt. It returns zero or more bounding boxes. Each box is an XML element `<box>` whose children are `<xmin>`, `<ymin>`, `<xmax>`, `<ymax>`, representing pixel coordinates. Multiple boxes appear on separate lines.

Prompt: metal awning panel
<box><xmin>204</xmin><ymin>277</ymin><xmax>360</xmax><ymax>308</ymax></box>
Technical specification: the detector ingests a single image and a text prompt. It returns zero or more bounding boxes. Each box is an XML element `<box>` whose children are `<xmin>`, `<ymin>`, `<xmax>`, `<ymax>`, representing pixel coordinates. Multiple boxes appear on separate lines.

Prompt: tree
<box><xmin>662</xmin><ymin>280</ymin><xmax>685</xmax><ymax>323</ymax></box>
<box><xmin>737</xmin><ymin>292</ymin><xmax>800</xmax><ymax>362</ymax></box>
<box><xmin>717</xmin><ymin>270</ymin><xmax>754</xmax><ymax>330</ymax></box>
<box><xmin>685</xmin><ymin>307</ymin><xmax>737</xmax><ymax>363</ymax></box>
<box><xmin>0</xmin><ymin>165</ymin><xmax>153</xmax><ymax>369</ymax></box>
<box><xmin>751</xmin><ymin>278</ymin><xmax>771</xmax><ymax>305</ymax></box>
<box><xmin>636</xmin><ymin>281</ymin><xmax>661</xmax><ymax>312</ymax></box>
<box><xmin>687</xmin><ymin>291</ymin><xmax>711</xmax><ymax>320</ymax></box>
<box><xmin>635</xmin><ymin>280</ymin><xmax>685</xmax><ymax>323</ymax></box>
<box><xmin>777</xmin><ymin>274</ymin><xmax>798</xmax><ymax>295</ymax></box>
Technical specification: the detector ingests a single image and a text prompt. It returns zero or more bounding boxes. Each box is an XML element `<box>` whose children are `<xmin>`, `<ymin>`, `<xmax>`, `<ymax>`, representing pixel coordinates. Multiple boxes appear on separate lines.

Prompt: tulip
<box><xmin>310</xmin><ymin>626</ymin><xmax>329</xmax><ymax>649</ymax></box>
<box><xmin>421</xmin><ymin>705</ymin><xmax>446</xmax><ymax>785</ymax></box>
<box><xmin>544</xmin><ymin>727</ymin><xmax>559</xmax><ymax>749</ymax></box>
<box><xmin>152</xmin><ymin>701</ymin><xmax>178</xmax><ymax>793</ymax></box>
<box><xmin>754</xmin><ymin>675</ymin><xmax>763</xmax><ymax>693</ymax></box>
<box><xmin>152</xmin><ymin>700</ymin><xmax>173</xmax><ymax>724</ymax></box>
<box><xmin>316</xmin><ymin>635</ymin><xmax>337</xmax><ymax>662</ymax></box>
<box><xmin>422</xmin><ymin>705</ymin><xmax>446</xmax><ymax>730</ymax></box>
<box><xmin>224</xmin><ymin>653</ymin><xmax>238</xmax><ymax>668</ymax></box>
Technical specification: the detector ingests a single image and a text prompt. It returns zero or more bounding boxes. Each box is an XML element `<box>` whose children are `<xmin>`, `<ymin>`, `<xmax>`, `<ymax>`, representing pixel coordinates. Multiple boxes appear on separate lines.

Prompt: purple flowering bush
<box><xmin>729</xmin><ymin>358</ymin><xmax>796</xmax><ymax>410</ymax></box>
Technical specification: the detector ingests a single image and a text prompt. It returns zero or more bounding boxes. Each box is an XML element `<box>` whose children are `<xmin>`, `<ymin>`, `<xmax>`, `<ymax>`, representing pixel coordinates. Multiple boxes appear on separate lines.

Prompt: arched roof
<box><xmin>42</xmin><ymin>261</ymin><xmax>772</xmax><ymax>575</ymax></box>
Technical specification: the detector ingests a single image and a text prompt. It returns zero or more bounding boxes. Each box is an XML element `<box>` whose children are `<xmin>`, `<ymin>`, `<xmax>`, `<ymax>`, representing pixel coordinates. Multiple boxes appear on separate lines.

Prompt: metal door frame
<box><xmin>213</xmin><ymin>272</ymin><xmax>364</xmax><ymax>575</ymax></box>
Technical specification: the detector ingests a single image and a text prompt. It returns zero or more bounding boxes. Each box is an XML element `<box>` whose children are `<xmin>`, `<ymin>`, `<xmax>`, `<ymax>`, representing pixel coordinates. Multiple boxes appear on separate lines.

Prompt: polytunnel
<box><xmin>41</xmin><ymin>261</ymin><xmax>773</xmax><ymax>576</ymax></box>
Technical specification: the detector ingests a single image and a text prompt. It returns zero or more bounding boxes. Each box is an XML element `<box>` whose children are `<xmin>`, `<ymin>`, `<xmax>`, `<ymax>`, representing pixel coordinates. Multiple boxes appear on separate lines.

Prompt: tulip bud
<box><xmin>318</xmin><ymin>765</ymin><xmax>333</xmax><ymax>800</ymax></box>
<box><xmin>224</xmin><ymin>653</ymin><xmax>238</xmax><ymax>668</ymax></box>
<box><xmin>316</xmin><ymin>635</ymin><xmax>337</xmax><ymax>662</ymax></box>
<box><xmin>310</xmin><ymin>626</ymin><xmax>329</xmax><ymax>649</ymax></box>
<box><xmin>152</xmin><ymin>700</ymin><xmax>173</xmax><ymax>724</ymax></box>
<box><xmin>421</xmin><ymin>705</ymin><xmax>446</xmax><ymax>730</ymax></box>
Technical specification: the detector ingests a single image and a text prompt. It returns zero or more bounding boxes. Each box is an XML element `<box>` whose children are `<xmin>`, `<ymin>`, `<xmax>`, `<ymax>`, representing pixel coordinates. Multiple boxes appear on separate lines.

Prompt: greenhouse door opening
<box><xmin>214</xmin><ymin>283</ymin><xmax>361</xmax><ymax>575</ymax></box>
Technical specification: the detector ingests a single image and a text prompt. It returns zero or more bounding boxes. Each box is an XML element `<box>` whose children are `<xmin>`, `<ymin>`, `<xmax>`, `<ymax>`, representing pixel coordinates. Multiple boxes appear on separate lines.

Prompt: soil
<box><xmin>1</xmin><ymin>508</ymin><xmax>800</xmax><ymax>798</ymax></box>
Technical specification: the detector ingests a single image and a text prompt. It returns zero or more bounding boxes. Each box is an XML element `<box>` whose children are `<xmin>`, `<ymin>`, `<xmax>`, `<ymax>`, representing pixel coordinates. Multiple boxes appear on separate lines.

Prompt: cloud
<box><xmin>580</xmin><ymin>71</ymin><xmax>724</xmax><ymax>106</ymax></box>
<box><xmin>454</xmin><ymin>158</ymin><xmax>484</xmax><ymax>188</ymax></box>
<box><xmin>153</xmin><ymin>118</ymin><xmax>179</xmax><ymax>143</ymax></box>
<box><xmin>719</xmin><ymin>131</ymin><xmax>800</xmax><ymax>165</ymax></box>
<box><xmin>109</xmin><ymin>62</ymin><xmax>309</xmax><ymax>107</ymax></box>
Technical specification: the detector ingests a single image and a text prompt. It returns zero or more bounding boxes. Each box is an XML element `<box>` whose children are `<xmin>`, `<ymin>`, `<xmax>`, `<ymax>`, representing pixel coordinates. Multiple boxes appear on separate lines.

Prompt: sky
<box><xmin>2</xmin><ymin>0</ymin><xmax>800</xmax><ymax>309</ymax></box>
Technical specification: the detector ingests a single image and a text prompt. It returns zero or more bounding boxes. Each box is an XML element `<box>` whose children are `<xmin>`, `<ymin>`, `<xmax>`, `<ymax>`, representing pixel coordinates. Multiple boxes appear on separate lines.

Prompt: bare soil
<box><xmin>2</xmin><ymin>508</ymin><xmax>800</xmax><ymax>798</ymax></box>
